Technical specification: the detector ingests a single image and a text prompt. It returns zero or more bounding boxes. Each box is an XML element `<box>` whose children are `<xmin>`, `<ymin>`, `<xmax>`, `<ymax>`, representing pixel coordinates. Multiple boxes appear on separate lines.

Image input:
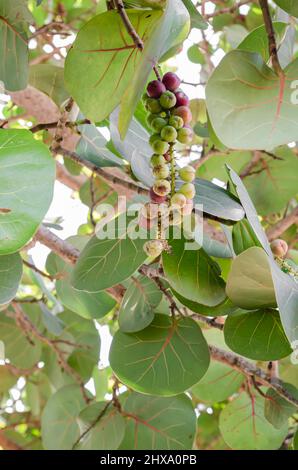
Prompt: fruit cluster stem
<box><xmin>169</xmin><ymin>143</ymin><xmax>176</xmax><ymax>197</ymax></box>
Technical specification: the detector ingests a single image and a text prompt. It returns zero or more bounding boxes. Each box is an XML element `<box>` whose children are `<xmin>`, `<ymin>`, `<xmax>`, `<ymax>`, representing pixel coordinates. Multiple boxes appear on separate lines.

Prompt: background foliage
<box><xmin>0</xmin><ymin>0</ymin><xmax>297</xmax><ymax>451</ymax></box>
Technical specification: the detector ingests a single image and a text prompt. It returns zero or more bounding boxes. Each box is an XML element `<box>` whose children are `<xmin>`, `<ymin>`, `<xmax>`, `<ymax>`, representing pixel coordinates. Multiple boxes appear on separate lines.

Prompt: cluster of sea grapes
<box><xmin>140</xmin><ymin>72</ymin><xmax>196</xmax><ymax>258</ymax></box>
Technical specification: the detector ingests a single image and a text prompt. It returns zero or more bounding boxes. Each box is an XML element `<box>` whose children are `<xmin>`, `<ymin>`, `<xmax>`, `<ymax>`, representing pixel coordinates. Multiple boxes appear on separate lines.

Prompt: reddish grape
<box><xmin>162</xmin><ymin>72</ymin><xmax>181</xmax><ymax>92</ymax></box>
<box><xmin>147</xmin><ymin>80</ymin><xmax>166</xmax><ymax>98</ymax></box>
<box><xmin>173</xmin><ymin>106</ymin><xmax>192</xmax><ymax>124</ymax></box>
<box><xmin>175</xmin><ymin>91</ymin><xmax>189</xmax><ymax>107</ymax></box>
<box><xmin>149</xmin><ymin>187</ymin><xmax>167</xmax><ymax>203</ymax></box>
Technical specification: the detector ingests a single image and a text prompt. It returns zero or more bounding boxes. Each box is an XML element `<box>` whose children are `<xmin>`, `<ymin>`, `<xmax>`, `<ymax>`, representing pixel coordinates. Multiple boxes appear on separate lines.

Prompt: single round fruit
<box><xmin>147</xmin><ymin>80</ymin><xmax>166</xmax><ymax>98</ymax></box>
<box><xmin>152</xmin><ymin>139</ymin><xmax>170</xmax><ymax>155</ymax></box>
<box><xmin>160</xmin><ymin>125</ymin><xmax>177</xmax><ymax>143</ymax></box>
<box><xmin>177</xmin><ymin>126</ymin><xmax>193</xmax><ymax>144</ymax></box>
<box><xmin>168</xmin><ymin>115</ymin><xmax>184</xmax><ymax>130</ymax></box>
<box><xmin>270</xmin><ymin>239</ymin><xmax>288</xmax><ymax>258</ymax></box>
<box><xmin>153</xmin><ymin>164</ymin><xmax>170</xmax><ymax>179</ymax></box>
<box><xmin>153</xmin><ymin>179</ymin><xmax>171</xmax><ymax>196</ymax></box>
<box><xmin>151</xmin><ymin>117</ymin><xmax>168</xmax><ymax>132</ymax></box>
<box><xmin>146</xmin><ymin>98</ymin><xmax>162</xmax><ymax>114</ymax></box>
<box><xmin>151</xmin><ymin>154</ymin><xmax>165</xmax><ymax>167</ymax></box>
<box><xmin>149</xmin><ymin>134</ymin><xmax>160</xmax><ymax>147</ymax></box>
<box><xmin>175</xmin><ymin>91</ymin><xmax>189</xmax><ymax>107</ymax></box>
<box><xmin>162</xmin><ymin>72</ymin><xmax>181</xmax><ymax>92</ymax></box>
<box><xmin>171</xmin><ymin>193</ymin><xmax>187</xmax><ymax>208</ymax></box>
<box><xmin>173</xmin><ymin>106</ymin><xmax>192</xmax><ymax>124</ymax></box>
<box><xmin>163</xmin><ymin>152</ymin><xmax>172</xmax><ymax>162</ymax></box>
<box><xmin>149</xmin><ymin>187</ymin><xmax>167</xmax><ymax>203</ymax></box>
<box><xmin>143</xmin><ymin>240</ymin><xmax>164</xmax><ymax>258</ymax></box>
<box><xmin>179</xmin><ymin>183</ymin><xmax>196</xmax><ymax>200</ymax></box>
<box><xmin>159</xmin><ymin>91</ymin><xmax>177</xmax><ymax>109</ymax></box>
<box><xmin>179</xmin><ymin>165</ymin><xmax>195</xmax><ymax>182</ymax></box>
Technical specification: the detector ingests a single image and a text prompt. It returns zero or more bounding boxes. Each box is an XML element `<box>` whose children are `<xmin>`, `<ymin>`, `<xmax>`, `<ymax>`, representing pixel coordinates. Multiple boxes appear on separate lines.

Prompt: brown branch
<box><xmin>240</xmin><ymin>150</ymin><xmax>262</xmax><ymax>178</ymax></box>
<box><xmin>23</xmin><ymin>259</ymin><xmax>54</xmax><ymax>281</ymax></box>
<box><xmin>114</xmin><ymin>0</ymin><xmax>143</xmax><ymax>50</ymax></box>
<box><xmin>205</xmin><ymin>1</ymin><xmax>254</xmax><ymax>19</ymax></box>
<box><xmin>266</xmin><ymin>207</ymin><xmax>298</xmax><ymax>241</ymax></box>
<box><xmin>36</xmin><ymin>225</ymin><xmax>80</xmax><ymax>264</ymax></box>
<box><xmin>259</xmin><ymin>0</ymin><xmax>284</xmax><ymax>77</ymax></box>
<box><xmin>114</xmin><ymin>0</ymin><xmax>161</xmax><ymax>80</ymax></box>
<box><xmin>4</xmin><ymin>363</ymin><xmax>39</xmax><ymax>377</ymax></box>
<box><xmin>30</xmin><ymin>118</ymin><xmax>91</xmax><ymax>133</ymax></box>
<box><xmin>56</xmin><ymin>147</ymin><xmax>149</xmax><ymax>196</ymax></box>
<box><xmin>189</xmin><ymin>313</ymin><xmax>224</xmax><ymax>330</ymax></box>
<box><xmin>210</xmin><ymin>345</ymin><xmax>298</xmax><ymax>407</ymax></box>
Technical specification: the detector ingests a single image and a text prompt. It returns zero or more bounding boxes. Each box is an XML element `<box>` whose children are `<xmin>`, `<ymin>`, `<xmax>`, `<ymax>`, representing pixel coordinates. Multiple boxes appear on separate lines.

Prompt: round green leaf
<box><xmin>71</xmin><ymin>218</ymin><xmax>147</xmax><ymax>292</ymax></box>
<box><xmin>226</xmin><ymin>247</ymin><xmax>276</xmax><ymax>309</ymax></box>
<box><xmin>41</xmin><ymin>385</ymin><xmax>86</xmax><ymax>450</ymax></box>
<box><xmin>192</xmin><ymin>362</ymin><xmax>244</xmax><ymax>403</ymax></box>
<box><xmin>206</xmin><ymin>50</ymin><xmax>298</xmax><ymax>150</ymax></box>
<box><xmin>224</xmin><ymin>309</ymin><xmax>292</xmax><ymax>360</ymax></box>
<box><xmin>0</xmin><ymin>129</ymin><xmax>55</xmax><ymax>254</ymax></box>
<box><xmin>163</xmin><ymin>239</ymin><xmax>226</xmax><ymax>307</ymax></box>
<box><xmin>187</xmin><ymin>44</ymin><xmax>204</xmax><ymax>64</ymax></box>
<box><xmin>0</xmin><ymin>305</ymin><xmax>42</xmax><ymax>368</ymax></box>
<box><xmin>0</xmin><ymin>253</ymin><xmax>23</xmax><ymax>305</ymax></box>
<box><xmin>46</xmin><ymin>237</ymin><xmax>116</xmax><ymax>320</ymax></box>
<box><xmin>109</xmin><ymin>314</ymin><xmax>210</xmax><ymax>396</ymax></box>
<box><xmin>77</xmin><ymin>402</ymin><xmax>125</xmax><ymax>450</ymax></box>
<box><xmin>119</xmin><ymin>275</ymin><xmax>162</xmax><ymax>332</ymax></box>
<box><xmin>219</xmin><ymin>392</ymin><xmax>288</xmax><ymax>450</ymax></box>
<box><xmin>120</xmin><ymin>392</ymin><xmax>196</xmax><ymax>450</ymax></box>
<box><xmin>65</xmin><ymin>10</ymin><xmax>162</xmax><ymax>122</ymax></box>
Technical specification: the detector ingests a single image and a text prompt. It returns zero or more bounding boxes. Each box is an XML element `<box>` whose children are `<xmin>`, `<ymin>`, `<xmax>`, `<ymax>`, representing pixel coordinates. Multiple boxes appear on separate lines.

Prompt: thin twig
<box><xmin>259</xmin><ymin>0</ymin><xmax>284</xmax><ymax>77</ymax></box>
<box><xmin>204</xmin><ymin>1</ymin><xmax>253</xmax><ymax>19</ymax></box>
<box><xmin>266</xmin><ymin>207</ymin><xmax>298</xmax><ymax>241</ymax></box>
<box><xmin>72</xmin><ymin>401</ymin><xmax>112</xmax><ymax>449</ymax></box>
<box><xmin>56</xmin><ymin>147</ymin><xmax>149</xmax><ymax>196</ymax></box>
<box><xmin>114</xmin><ymin>0</ymin><xmax>161</xmax><ymax>80</ymax></box>
<box><xmin>210</xmin><ymin>345</ymin><xmax>298</xmax><ymax>407</ymax></box>
<box><xmin>23</xmin><ymin>259</ymin><xmax>54</xmax><ymax>281</ymax></box>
